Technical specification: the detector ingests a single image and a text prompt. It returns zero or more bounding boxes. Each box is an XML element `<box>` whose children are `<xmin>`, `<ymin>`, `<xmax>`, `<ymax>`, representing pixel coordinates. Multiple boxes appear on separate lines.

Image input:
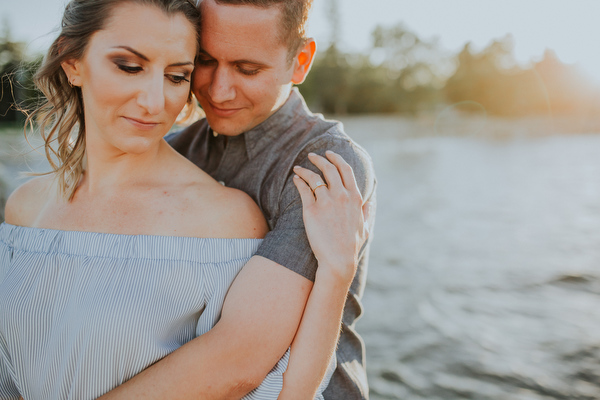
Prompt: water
<box><xmin>3</xmin><ymin>118</ymin><xmax>600</xmax><ymax>398</ymax></box>
<box><xmin>340</xmin><ymin>117</ymin><xmax>600</xmax><ymax>399</ymax></box>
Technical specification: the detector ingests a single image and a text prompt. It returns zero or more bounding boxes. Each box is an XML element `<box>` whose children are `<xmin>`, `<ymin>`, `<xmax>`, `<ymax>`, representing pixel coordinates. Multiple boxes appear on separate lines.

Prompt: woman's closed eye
<box><xmin>166</xmin><ymin>74</ymin><xmax>190</xmax><ymax>85</ymax></box>
<box><xmin>114</xmin><ymin>60</ymin><xmax>190</xmax><ymax>85</ymax></box>
<box><xmin>115</xmin><ymin>62</ymin><xmax>143</xmax><ymax>74</ymax></box>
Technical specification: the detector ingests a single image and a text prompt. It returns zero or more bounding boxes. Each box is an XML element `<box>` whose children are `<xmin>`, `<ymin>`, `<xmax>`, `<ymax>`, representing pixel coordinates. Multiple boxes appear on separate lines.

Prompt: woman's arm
<box><xmin>98</xmin><ymin>257</ymin><xmax>311</xmax><ymax>399</ymax></box>
<box><xmin>279</xmin><ymin>151</ymin><xmax>370</xmax><ymax>398</ymax></box>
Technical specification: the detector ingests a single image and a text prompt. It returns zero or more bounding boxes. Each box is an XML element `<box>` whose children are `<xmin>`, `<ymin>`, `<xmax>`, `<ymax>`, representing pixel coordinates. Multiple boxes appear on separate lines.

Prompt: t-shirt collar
<box><xmin>242</xmin><ymin>88</ymin><xmax>305</xmax><ymax>160</ymax></box>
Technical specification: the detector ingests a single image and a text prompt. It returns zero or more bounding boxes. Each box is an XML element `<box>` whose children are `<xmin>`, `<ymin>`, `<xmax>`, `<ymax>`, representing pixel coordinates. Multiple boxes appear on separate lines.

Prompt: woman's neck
<box><xmin>80</xmin><ymin>135</ymin><xmax>169</xmax><ymax>195</ymax></box>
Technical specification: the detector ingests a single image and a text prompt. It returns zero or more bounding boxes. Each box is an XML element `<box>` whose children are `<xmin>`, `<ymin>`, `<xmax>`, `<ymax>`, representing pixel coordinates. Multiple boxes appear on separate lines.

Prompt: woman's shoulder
<box><xmin>184</xmin><ymin>180</ymin><xmax>268</xmax><ymax>239</ymax></box>
<box><xmin>5</xmin><ymin>175</ymin><xmax>54</xmax><ymax>227</ymax></box>
<box><xmin>166</xmin><ymin>149</ymin><xmax>268</xmax><ymax>239</ymax></box>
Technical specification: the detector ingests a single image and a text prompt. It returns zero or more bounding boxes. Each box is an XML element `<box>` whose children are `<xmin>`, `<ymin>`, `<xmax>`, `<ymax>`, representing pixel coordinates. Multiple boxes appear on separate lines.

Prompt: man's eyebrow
<box><xmin>235</xmin><ymin>59</ymin><xmax>268</xmax><ymax>67</ymax></box>
<box><xmin>197</xmin><ymin>50</ymin><xmax>267</xmax><ymax>67</ymax></box>
<box><xmin>113</xmin><ymin>46</ymin><xmax>194</xmax><ymax>67</ymax></box>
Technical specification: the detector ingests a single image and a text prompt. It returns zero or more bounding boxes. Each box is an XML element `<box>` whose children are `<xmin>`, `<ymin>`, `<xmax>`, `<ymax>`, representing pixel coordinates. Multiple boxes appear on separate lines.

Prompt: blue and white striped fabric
<box><xmin>0</xmin><ymin>222</ymin><xmax>301</xmax><ymax>399</ymax></box>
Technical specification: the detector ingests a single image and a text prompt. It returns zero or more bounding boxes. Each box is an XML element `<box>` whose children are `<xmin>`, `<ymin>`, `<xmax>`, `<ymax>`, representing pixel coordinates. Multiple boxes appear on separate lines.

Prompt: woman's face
<box><xmin>64</xmin><ymin>2</ymin><xmax>197</xmax><ymax>156</ymax></box>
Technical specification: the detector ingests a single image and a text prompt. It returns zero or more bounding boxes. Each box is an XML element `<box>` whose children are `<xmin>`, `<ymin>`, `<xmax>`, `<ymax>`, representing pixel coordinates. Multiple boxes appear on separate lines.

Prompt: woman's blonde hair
<box><xmin>26</xmin><ymin>0</ymin><xmax>201</xmax><ymax>200</ymax></box>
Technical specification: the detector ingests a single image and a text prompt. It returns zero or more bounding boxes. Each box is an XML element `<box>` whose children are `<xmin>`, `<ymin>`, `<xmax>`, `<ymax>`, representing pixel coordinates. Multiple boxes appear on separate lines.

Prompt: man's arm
<box><xmin>99</xmin><ymin>256</ymin><xmax>311</xmax><ymax>399</ymax></box>
<box><xmin>278</xmin><ymin>151</ymin><xmax>370</xmax><ymax>399</ymax></box>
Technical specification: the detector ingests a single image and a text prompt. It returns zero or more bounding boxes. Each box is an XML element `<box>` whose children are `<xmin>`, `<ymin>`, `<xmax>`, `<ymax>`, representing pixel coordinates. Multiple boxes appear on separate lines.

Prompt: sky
<box><xmin>2</xmin><ymin>0</ymin><xmax>600</xmax><ymax>82</ymax></box>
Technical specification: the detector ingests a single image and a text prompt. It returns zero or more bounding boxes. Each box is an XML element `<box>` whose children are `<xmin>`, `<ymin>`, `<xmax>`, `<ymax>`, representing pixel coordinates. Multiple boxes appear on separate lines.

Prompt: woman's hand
<box><xmin>293</xmin><ymin>150</ymin><xmax>370</xmax><ymax>283</ymax></box>
<box><xmin>281</xmin><ymin>151</ymin><xmax>371</xmax><ymax>398</ymax></box>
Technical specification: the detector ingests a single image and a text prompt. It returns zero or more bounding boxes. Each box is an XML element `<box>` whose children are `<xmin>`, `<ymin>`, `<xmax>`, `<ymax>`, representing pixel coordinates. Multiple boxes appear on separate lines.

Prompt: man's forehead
<box><xmin>198</xmin><ymin>1</ymin><xmax>288</xmax><ymax>58</ymax></box>
<box><xmin>199</xmin><ymin>0</ymin><xmax>284</xmax><ymax>34</ymax></box>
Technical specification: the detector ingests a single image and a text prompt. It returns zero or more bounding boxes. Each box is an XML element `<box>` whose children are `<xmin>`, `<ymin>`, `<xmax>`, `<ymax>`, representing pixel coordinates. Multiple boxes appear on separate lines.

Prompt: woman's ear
<box><xmin>291</xmin><ymin>38</ymin><xmax>316</xmax><ymax>85</ymax></box>
<box><xmin>61</xmin><ymin>58</ymin><xmax>82</xmax><ymax>87</ymax></box>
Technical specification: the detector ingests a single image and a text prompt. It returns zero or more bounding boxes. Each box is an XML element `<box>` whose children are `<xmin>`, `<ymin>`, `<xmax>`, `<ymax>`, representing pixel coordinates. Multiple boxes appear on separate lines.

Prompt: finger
<box><xmin>325</xmin><ymin>151</ymin><xmax>361</xmax><ymax>197</ymax></box>
<box><xmin>362</xmin><ymin>199</ymin><xmax>375</xmax><ymax>237</ymax></box>
<box><xmin>293</xmin><ymin>165</ymin><xmax>328</xmax><ymax>195</ymax></box>
<box><xmin>307</xmin><ymin>152</ymin><xmax>344</xmax><ymax>192</ymax></box>
<box><xmin>293</xmin><ymin>174</ymin><xmax>316</xmax><ymax>206</ymax></box>
<box><xmin>362</xmin><ymin>200</ymin><xmax>372</xmax><ymax>224</ymax></box>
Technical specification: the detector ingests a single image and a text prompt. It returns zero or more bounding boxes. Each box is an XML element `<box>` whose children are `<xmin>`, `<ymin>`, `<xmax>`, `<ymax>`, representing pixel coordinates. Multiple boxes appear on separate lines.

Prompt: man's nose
<box><xmin>208</xmin><ymin>67</ymin><xmax>236</xmax><ymax>103</ymax></box>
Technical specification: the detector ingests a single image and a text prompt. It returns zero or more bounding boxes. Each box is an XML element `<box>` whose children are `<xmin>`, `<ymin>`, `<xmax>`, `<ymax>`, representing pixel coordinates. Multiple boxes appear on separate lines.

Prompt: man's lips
<box><xmin>123</xmin><ymin>117</ymin><xmax>160</xmax><ymax>130</ymax></box>
<box><xmin>208</xmin><ymin>103</ymin><xmax>243</xmax><ymax>117</ymax></box>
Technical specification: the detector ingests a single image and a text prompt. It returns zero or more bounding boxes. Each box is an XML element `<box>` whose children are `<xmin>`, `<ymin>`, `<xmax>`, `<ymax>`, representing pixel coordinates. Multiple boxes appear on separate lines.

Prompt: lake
<box><xmin>2</xmin><ymin>115</ymin><xmax>600</xmax><ymax>399</ymax></box>
<box><xmin>343</xmin><ymin>116</ymin><xmax>600</xmax><ymax>399</ymax></box>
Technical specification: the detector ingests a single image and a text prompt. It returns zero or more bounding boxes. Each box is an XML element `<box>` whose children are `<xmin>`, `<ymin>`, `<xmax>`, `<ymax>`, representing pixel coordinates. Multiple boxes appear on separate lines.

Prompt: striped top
<box><xmin>0</xmin><ymin>222</ymin><xmax>316</xmax><ymax>399</ymax></box>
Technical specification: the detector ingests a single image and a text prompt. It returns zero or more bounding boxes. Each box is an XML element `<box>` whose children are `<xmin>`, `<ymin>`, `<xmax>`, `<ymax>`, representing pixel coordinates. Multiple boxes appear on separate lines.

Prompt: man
<box><xmin>177</xmin><ymin>0</ymin><xmax>376</xmax><ymax>396</ymax></box>
<box><xmin>102</xmin><ymin>0</ymin><xmax>376</xmax><ymax>398</ymax></box>
<box><xmin>174</xmin><ymin>0</ymin><xmax>376</xmax><ymax>397</ymax></box>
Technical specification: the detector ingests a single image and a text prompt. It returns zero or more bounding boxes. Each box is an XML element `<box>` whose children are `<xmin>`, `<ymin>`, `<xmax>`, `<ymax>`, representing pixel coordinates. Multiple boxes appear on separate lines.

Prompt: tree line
<box><xmin>1</xmin><ymin>23</ymin><xmax>598</xmax><ymax>124</ymax></box>
<box><xmin>301</xmin><ymin>24</ymin><xmax>599</xmax><ymax>117</ymax></box>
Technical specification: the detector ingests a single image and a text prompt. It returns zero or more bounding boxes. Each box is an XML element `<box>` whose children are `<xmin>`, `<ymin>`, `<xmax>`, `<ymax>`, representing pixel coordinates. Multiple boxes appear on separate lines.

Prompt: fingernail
<box><xmin>326</xmin><ymin>150</ymin><xmax>334</xmax><ymax>155</ymax></box>
<box><xmin>293</xmin><ymin>165</ymin><xmax>300</xmax><ymax>170</ymax></box>
<box><xmin>308</xmin><ymin>152</ymin><xmax>316</xmax><ymax>157</ymax></box>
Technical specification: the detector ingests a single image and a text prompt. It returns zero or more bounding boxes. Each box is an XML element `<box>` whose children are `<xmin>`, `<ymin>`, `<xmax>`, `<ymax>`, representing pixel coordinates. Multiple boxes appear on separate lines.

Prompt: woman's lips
<box><xmin>123</xmin><ymin>117</ymin><xmax>160</xmax><ymax>130</ymax></box>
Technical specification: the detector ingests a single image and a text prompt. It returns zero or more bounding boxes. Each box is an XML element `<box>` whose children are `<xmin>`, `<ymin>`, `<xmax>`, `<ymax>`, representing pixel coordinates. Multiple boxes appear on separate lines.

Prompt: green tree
<box><xmin>300</xmin><ymin>23</ymin><xmax>448</xmax><ymax>115</ymax></box>
<box><xmin>0</xmin><ymin>22</ymin><xmax>42</xmax><ymax>125</ymax></box>
<box><xmin>0</xmin><ymin>22</ymin><xmax>26</xmax><ymax>123</ymax></box>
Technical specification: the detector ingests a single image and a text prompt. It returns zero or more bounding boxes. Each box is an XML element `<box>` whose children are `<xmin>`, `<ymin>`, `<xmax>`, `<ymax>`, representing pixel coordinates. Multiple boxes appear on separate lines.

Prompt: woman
<box><xmin>0</xmin><ymin>0</ymin><xmax>365</xmax><ymax>399</ymax></box>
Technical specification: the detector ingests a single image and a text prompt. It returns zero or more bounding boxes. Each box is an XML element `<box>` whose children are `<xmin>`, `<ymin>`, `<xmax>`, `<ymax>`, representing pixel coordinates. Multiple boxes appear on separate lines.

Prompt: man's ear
<box><xmin>291</xmin><ymin>38</ymin><xmax>316</xmax><ymax>85</ymax></box>
<box><xmin>61</xmin><ymin>58</ymin><xmax>82</xmax><ymax>87</ymax></box>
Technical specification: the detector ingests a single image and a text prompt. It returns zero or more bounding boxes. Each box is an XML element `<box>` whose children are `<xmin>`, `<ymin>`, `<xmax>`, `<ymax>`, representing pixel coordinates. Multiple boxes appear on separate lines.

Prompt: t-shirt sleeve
<box><xmin>254</xmin><ymin>132</ymin><xmax>376</xmax><ymax>282</ymax></box>
<box><xmin>254</xmin><ymin>189</ymin><xmax>318</xmax><ymax>280</ymax></box>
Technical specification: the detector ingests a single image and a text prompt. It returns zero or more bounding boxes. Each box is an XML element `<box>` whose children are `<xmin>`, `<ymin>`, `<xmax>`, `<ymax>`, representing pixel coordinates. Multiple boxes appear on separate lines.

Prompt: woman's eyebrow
<box><xmin>112</xmin><ymin>45</ymin><xmax>194</xmax><ymax>67</ymax></box>
<box><xmin>169</xmin><ymin>61</ymin><xmax>194</xmax><ymax>67</ymax></box>
<box><xmin>113</xmin><ymin>45</ymin><xmax>149</xmax><ymax>61</ymax></box>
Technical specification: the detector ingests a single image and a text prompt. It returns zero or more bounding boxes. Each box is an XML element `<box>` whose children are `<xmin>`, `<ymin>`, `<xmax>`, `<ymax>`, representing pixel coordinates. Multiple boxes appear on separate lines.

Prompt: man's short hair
<box><xmin>213</xmin><ymin>0</ymin><xmax>312</xmax><ymax>59</ymax></box>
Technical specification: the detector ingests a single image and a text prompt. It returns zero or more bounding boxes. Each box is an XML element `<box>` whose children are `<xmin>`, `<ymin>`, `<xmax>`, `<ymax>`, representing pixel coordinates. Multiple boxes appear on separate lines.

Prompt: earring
<box><xmin>68</xmin><ymin>79</ymin><xmax>74</xmax><ymax>88</ymax></box>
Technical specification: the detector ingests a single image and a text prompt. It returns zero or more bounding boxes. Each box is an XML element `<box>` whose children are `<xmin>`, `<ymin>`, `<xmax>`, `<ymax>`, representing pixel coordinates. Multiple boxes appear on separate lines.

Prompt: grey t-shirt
<box><xmin>167</xmin><ymin>88</ymin><xmax>376</xmax><ymax>400</ymax></box>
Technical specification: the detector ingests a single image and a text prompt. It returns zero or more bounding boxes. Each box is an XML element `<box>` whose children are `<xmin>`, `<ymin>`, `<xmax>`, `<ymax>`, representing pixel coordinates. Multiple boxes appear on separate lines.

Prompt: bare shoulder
<box><xmin>198</xmin><ymin>183</ymin><xmax>268</xmax><ymax>239</ymax></box>
<box><xmin>164</xmin><ymin>148</ymin><xmax>268</xmax><ymax>239</ymax></box>
<box><xmin>5</xmin><ymin>175</ymin><xmax>54</xmax><ymax>226</ymax></box>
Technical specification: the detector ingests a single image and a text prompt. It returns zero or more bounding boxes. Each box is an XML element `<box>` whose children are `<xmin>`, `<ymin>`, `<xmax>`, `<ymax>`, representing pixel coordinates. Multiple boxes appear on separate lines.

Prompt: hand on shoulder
<box><xmin>293</xmin><ymin>151</ymin><xmax>369</xmax><ymax>284</ymax></box>
<box><xmin>5</xmin><ymin>176</ymin><xmax>54</xmax><ymax>227</ymax></box>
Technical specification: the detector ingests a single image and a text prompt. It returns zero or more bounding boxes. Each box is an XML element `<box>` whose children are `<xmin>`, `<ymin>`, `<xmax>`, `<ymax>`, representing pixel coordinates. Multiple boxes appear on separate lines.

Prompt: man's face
<box><xmin>193</xmin><ymin>0</ymin><xmax>295</xmax><ymax>136</ymax></box>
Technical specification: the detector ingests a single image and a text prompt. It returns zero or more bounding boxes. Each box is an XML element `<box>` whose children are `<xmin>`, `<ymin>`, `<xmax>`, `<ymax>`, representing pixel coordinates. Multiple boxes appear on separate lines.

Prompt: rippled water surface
<box><xmin>342</xmin><ymin>117</ymin><xmax>600</xmax><ymax>399</ymax></box>
<box><xmin>3</xmin><ymin>117</ymin><xmax>600</xmax><ymax>398</ymax></box>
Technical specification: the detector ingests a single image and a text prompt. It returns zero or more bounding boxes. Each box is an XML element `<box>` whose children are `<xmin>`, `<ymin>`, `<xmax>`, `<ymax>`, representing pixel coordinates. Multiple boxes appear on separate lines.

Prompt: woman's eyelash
<box><xmin>116</xmin><ymin>64</ymin><xmax>142</xmax><ymax>74</ymax></box>
<box><xmin>115</xmin><ymin>61</ymin><xmax>190</xmax><ymax>85</ymax></box>
<box><xmin>168</xmin><ymin>75</ymin><xmax>190</xmax><ymax>85</ymax></box>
